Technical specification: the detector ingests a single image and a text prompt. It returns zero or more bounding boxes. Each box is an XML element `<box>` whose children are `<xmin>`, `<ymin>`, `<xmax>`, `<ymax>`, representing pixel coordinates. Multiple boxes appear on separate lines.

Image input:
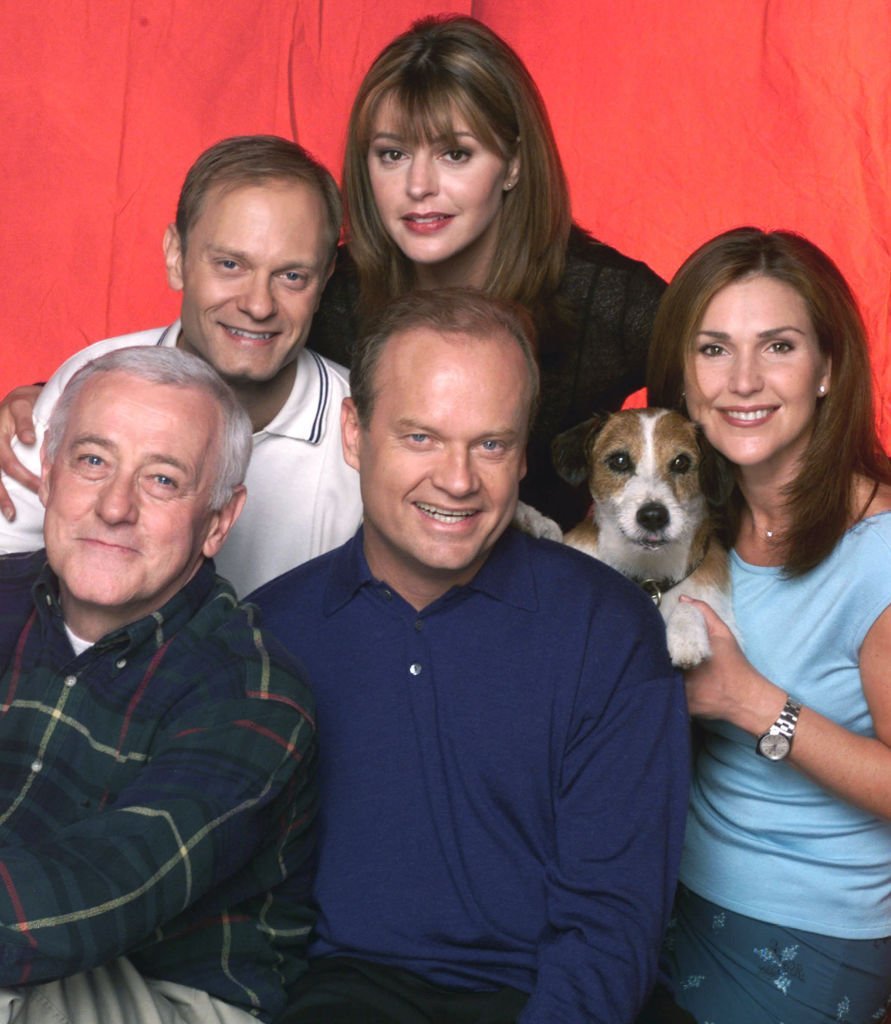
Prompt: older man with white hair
<box><xmin>0</xmin><ymin>346</ymin><xmax>316</xmax><ymax>1024</ymax></box>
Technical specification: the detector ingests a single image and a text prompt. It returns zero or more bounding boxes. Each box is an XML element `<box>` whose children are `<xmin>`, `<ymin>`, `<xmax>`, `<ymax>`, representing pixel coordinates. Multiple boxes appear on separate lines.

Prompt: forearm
<box><xmin>725</xmin><ymin>668</ymin><xmax>891</xmax><ymax>820</ymax></box>
<box><xmin>0</xmin><ymin>704</ymin><xmax>313</xmax><ymax>985</ymax></box>
<box><xmin>694</xmin><ymin>653</ymin><xmax>891</xmax><ymax>821</ymax></box>
<box><xmin>521</xmin><ymin>673</ymin><xmax>690</xmax><ymax>1022</ymax></box>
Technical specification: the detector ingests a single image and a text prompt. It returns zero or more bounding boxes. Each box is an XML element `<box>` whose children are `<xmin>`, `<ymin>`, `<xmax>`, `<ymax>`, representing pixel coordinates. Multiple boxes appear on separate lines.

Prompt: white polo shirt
<box><xmin>0</xmin><ymin>323</ymin><xmax>362</xmax><ymax>595</ymax></box>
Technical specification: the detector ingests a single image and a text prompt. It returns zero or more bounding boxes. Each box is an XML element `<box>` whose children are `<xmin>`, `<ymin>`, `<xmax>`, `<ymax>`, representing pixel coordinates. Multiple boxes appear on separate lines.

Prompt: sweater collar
<box><xmin>323</xmin><ymin>525</ymin><xmax>539</xmax><ymax>617</ymax></box>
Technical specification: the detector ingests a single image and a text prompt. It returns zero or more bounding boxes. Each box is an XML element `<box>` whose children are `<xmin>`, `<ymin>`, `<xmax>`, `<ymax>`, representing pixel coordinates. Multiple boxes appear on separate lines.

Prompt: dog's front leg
<box><xmin>665</xmin><ymin>601</ymin><xmax>712</xmax><ymax>668</ymax></box>
<box><xmin>513</xmin><ymin>501</ymin><xmax>563</xmax><ymax>542</ymax></box>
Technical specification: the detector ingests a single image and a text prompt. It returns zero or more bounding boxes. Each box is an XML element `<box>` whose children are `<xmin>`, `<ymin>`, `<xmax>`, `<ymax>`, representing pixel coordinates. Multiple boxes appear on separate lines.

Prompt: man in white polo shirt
<box><xmin>0</xmin><ymin>135</ymin><xmax>361</xmax><ymax>594</ymax></box>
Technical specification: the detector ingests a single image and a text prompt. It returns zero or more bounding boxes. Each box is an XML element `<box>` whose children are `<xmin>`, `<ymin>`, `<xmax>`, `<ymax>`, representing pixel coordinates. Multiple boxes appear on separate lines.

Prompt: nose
<box><xmin>406</xmin><ymin>153</ymin><xmax>438</xmax><ymax>200</ymax></box>
<box><xmin>96</xmin><ymin>473</ymin><xmax>138</xmax><ymax>525</ymax></box>
<box><xmin>432</xmin><ymin>447</ymin><xmax>478</xmax><ymax>497</ymax></box>
<box><xmin>637</xmin><ymin>502</ymin><xmax>669</xmax><ymax>532</ymax></box>
<box><xmin>729</xmin><ymin>349</ymin><xmax>763</xmax><ymax>395</ymax></box>
<box><xmin>238</xmin><ymin>274</ymin><xmax>276</xmax><ymax>321</ymax></box>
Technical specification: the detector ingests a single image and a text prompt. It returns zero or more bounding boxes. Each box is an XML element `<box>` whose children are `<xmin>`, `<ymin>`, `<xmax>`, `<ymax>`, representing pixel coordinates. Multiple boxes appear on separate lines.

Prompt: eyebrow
<box><xmin>394</xmin><ymin>417</ymin><xmax>522</xmax><ymax>440</ymax></box>
<box><xmin>69</xmin><ymin>435</ymin><xmax>191</xmax><ymax>474</ymax></box>
<box><xmin>696</xmin><ymin>326</ymin><xmax>808</xmax><ymax>340</ymax></box>
<box><xmin>202</xmin><ymin>243</ymin><xmax>319</xmax><ymax>272</ymax></box>
<box><xmin>370</xmin><ymin>130</ymin><xmax>476</xmax><ymax>144</ymax></box>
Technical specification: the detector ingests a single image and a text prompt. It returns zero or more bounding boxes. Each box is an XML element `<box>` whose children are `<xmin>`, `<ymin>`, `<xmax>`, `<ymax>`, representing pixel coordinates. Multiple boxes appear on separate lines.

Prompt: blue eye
<box><xmin>280</xmin><ymin>270</ymin><xmax>309</xmax><ymax>288</ymax></box>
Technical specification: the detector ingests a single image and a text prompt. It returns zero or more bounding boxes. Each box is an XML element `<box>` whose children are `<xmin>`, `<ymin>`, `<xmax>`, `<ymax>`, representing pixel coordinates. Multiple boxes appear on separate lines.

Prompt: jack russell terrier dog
<box><xmin>551</xmin><ymin>408</ymin><xmax>734</xmax><ymax>667</ymax></box>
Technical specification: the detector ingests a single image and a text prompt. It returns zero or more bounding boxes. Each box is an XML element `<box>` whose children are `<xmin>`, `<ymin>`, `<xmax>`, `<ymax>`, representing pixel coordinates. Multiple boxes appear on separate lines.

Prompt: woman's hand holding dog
<box><xmin>682</xmin><ymin>597</ymin><xmax>891</xmax><ymax>820</ymax></box>
<box><xmin>678</xmin><ymin>596</ymin><xmax>786</xmax><ymax>737</ymax></box>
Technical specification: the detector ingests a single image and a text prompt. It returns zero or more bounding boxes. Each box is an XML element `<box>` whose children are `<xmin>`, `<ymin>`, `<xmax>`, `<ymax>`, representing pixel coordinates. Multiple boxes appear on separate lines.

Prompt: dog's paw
<box><xmin>665</xmin><ymin>602</ymin><xmax>711</xmax><ymax>668</ymax></box>
<box><xmin>513</xmin><ymin>501</ymin><xmax>563</xmax><ymax>542</ymax></box>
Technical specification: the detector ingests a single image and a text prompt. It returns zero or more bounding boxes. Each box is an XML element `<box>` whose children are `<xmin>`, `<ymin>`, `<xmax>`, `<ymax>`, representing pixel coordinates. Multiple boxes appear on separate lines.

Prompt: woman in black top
<box><xmin>309</xmin><ymin>14</ymin><xmax>665</xmax><ymax>528</ymax></box>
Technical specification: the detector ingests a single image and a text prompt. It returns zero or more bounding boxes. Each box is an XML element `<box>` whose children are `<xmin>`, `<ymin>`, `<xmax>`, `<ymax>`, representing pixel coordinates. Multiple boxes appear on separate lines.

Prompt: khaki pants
<box><xmin>0</xmin><ymin>958</ymin><xmax>258</xmax><ymax>1024</ymax></box>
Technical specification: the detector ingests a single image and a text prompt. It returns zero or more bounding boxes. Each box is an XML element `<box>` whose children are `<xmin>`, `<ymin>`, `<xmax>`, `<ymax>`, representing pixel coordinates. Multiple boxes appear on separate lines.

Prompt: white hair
<box><xmin>45</xmin><ymin>346</ymin><xmax>253</xmax><ymax>510</ymax></box>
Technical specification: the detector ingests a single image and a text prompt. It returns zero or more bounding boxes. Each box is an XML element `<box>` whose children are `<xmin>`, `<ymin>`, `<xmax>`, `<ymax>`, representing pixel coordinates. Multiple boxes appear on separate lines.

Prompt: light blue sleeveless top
<box><xmin>680</xmin><ymin>511</ymin><xmax>891</xmax><ymax>938</ymax></box>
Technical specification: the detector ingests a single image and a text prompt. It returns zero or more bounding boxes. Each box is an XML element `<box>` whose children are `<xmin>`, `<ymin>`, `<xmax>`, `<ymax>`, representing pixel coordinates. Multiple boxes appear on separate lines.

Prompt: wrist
<box><xmin>756</xmin><ymin>694</ymin><xmax>802</xmax><ymax>761</ymax></box>
<box><xmin>730</xmin><ymin>673</ymin><xmax>786</xmax><ymax>737</ymax></box>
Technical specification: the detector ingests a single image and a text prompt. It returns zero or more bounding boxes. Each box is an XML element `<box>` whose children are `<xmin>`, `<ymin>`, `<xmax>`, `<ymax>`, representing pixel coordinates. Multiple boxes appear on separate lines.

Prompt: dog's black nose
<box><xmin>637</xmin><ymin>502</ymin><xmax>669</xmax><ymax>531</ymax></box>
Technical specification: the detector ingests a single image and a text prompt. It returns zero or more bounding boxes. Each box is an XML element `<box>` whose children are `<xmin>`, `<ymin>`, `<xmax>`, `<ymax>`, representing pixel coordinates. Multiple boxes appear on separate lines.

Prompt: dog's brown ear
<box><xmin>551</xmin><ymin>413</ymin><xmax>609</xmax><ymax>486</ymax></box>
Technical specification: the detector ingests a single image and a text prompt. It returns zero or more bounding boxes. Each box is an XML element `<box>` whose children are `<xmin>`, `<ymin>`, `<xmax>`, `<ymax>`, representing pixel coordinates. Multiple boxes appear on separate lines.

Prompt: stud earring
<box><xmin>504</xmin><ymin>180</ymin><xmax>515</xmax><ymax>191</ymax></box>
<box><xmin>818</xmin><ymin>384</ymin><xmax>827</xmax><ymax>396</ymax></box>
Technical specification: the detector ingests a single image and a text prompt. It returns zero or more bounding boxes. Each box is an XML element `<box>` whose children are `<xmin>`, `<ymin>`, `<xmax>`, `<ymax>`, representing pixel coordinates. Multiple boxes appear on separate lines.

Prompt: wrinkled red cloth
<box><xmin>2</xmin><ymin>1</ymin><xmax>888</xmax><ymax>443</ymax></box>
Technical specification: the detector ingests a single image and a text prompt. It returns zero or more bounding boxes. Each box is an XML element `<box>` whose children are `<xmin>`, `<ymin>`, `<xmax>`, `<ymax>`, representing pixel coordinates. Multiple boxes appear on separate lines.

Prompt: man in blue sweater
<box><xmin>250</xmin><ymin>288</ymin><xmax>690</xmax><ymax>1023</ymax></box>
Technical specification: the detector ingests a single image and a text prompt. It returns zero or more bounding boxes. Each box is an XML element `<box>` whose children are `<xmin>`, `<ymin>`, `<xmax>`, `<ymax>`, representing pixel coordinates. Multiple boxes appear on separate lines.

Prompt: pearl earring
<box><xmin>818</xmin><ymin>384</ymin><xmax>827</xmax><ymax>396</ymax></box>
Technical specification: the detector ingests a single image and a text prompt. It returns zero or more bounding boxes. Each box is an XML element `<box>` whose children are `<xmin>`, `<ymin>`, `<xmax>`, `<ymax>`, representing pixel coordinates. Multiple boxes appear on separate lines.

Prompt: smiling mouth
<box><xmin>224</xmin><ymin>325</ymin><xmax>276</xmax><ymax>342</ymax></box>
<box><xmin>722</xmin><ymin>407</ymin><xmax>776</xmax><ymax>423</ymax></box>
<box><xmin>415</xmin><ymin>502</ymin><xmax>476</xmax><ymax>523</ymax></box>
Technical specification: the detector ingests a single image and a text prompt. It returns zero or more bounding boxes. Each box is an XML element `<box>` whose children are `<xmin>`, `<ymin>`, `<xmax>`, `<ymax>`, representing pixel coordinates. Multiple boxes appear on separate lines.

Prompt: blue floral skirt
<box><xmin>664</xmin><ymin>885</ymin><xmax>891</xmax><ymax>1023</ymax></box>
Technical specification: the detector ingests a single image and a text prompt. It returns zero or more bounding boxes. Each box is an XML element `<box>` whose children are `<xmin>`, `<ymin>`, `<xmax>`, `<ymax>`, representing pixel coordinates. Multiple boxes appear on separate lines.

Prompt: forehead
<box><xmin>701</xmin><ymin>274</ymin><xmax>812</xmax><ymax>328</ymax></box>
<box><xmin>187</xmin><ymin>179</ymin><xmax>329</xmax><ymax>250</ymax></box>
<box><xmin>62</xmin><ymin>372</ymin><xmax>220</xmax><ymax>464</ymax></box>
<box><xmin>373</xmin><ymin>326</ymin><xmax>531</xmax><ymax>422</ymax></box>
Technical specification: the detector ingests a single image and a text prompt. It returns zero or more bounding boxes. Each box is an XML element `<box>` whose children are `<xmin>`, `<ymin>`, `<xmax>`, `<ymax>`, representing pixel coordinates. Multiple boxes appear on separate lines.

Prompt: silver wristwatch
<box><xmin>756</xmin><ymin>696</ymin><xmax>802</xmax><ymax>761</ymax></box>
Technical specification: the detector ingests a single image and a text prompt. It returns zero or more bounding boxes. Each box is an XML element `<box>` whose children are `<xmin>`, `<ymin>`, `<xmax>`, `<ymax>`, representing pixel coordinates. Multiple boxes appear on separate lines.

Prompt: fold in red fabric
<box><xmin>2</xmin><ymin>1</ymin><xmax>888</xmax><ymax>441</ymax></box>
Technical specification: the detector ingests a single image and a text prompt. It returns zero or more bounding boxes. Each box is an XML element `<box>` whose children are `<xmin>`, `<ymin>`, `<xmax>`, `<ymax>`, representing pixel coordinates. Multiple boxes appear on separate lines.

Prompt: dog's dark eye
<box><xmin>669</xmin><ymin>453</ymin><xmax>693</xmax><ymax>474</ymax></box>
<box><xmin>605</xmin><ymin>452</ymin><xmax>633</xmax><ymax>473</ymax></box>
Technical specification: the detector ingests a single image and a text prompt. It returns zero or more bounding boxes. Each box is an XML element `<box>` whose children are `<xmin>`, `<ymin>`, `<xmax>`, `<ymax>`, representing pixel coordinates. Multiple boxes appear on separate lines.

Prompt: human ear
<box><xmin>341</xmin><ymin>398</ymin><xmax>362</xmax><ymax>472</ymax></box>
<box><xmin>163</xmin><ymin>224</ymin><xmax>185</xmax><ymax>292</ymax></box>
<box><xmin>201</xmin><ymin>485</ymin><xmax>247</xmax><ymax>559</ymax></box>
<box><xmin>503</xmin><ymin>154</ymin><xmax>520</xmax><ymax>192</ymax></box>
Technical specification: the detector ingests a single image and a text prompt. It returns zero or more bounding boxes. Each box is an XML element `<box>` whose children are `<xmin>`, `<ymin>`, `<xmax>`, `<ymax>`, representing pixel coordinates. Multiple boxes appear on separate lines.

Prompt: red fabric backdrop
<box><xmin>2</xmin><ymin>1</ymin><xmax>889</xmax><ymax>441</ymax></box>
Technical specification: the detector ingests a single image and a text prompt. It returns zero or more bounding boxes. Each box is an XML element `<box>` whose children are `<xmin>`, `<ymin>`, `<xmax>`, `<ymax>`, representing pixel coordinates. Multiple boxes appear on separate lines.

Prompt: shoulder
<box><xmin>248</xmin><ymin>547</ymin><xmax>340</xmax><ymax>614</ymax></box>
<box><xmin>506</xmin><ymin>533</ymin><xmax>677</xmax><ymax>691</ymax></box>
<box><xmin>303</xmin><ymin>346</ymin><xmax>350</xmax><ymax>392</ymax></box>
<box><xmin>172</xmin><ymin>579</ymin><xmax>317</xmax><ymax>724</ymax></box>
<box><xmin>549</xmin><ymin>226</ymin><xmax>666</xmax><ymax>355</ymax></box>
<box><xmin>515</xmin><ymin>530</ymin><xmax>665</xmax><ymax>623</ymax></box>
<box><xmin>310</xmin><ymin>247</ymin><xmax>359</xmax><ymax>367</ymax></box>
<box><xmin>0</xmin><ymin>548</ymin><xmax>45</xmax><ymax>585</ymax></box>
<box><xmin>562</xmin><ymin>224</ymin><xmax>666</xmax><ymax>290</ymax></box>
<box><xmin>861</xmin><ymin>479</ymin><xmax>891</xmax><ymax>517</ymax></box>
<box><xmin>848</xmin><ymin>510</ymin><xmax>891</xmax><ymax>553</ymax></box>
<box><xmin>0</xmin><ymin>553</ymin><xmax>43</xmax><ymax>667</ymax></box>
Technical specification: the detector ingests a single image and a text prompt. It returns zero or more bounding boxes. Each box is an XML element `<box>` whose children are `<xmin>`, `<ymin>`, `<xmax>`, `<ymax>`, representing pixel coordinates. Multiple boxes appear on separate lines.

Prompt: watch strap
<box><xmin>756</xmin><ymin>695</ymin><xmax>802</xmax><ymax>758</ymax></box>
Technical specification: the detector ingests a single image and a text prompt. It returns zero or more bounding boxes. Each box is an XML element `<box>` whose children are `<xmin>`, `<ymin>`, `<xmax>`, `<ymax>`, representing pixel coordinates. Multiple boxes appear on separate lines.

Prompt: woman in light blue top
<box><xmin>647</xmin><ymin>227</ymin><xmax>891</xmax><ymax>1023</ymax></box>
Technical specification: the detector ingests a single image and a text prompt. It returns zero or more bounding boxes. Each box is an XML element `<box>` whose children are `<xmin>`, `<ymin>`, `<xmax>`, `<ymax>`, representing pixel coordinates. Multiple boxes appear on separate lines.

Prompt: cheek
<box><xmin>484</xmin><ymin>460</ymin><xmax>524</xmax><ymax>503</ymax></box>
<box><xmin>367</xmin><ymin>165</ymin><xmax>391</xmax><ymax>208</ymax></box>
<box><xmin>682</xmin><ymin>365</ymin><xmax>715</xmax><ymax>417</ymax></box>
<box><xmin>476</xmin><ymin>176</ymin><xmax>506</xmax><ymax>215</ymax></box>
<box><xmin>670</xmin><ymin>468</ymin><xmax>704</xmax><ymax>505</ymax></box>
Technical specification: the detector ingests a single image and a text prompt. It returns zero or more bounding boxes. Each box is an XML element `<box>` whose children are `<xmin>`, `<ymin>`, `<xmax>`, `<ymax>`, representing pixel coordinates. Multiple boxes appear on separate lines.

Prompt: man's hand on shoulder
<box><xmin>0</xmin><ymin>384</ymin><xmax>43</xmax><ymax>520</ymax></box>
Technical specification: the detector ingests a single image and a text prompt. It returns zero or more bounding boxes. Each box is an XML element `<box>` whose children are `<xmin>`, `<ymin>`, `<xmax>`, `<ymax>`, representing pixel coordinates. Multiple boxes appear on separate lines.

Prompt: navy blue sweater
<box><xmin>250</xmin><ymin>528</ymin><xmax>689</xmax><ymax>1022</ymax></box>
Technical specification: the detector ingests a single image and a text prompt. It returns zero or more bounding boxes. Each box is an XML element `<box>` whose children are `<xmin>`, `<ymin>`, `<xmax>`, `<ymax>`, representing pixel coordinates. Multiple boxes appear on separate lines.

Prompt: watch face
<box><xmin>757</xmin><ymin>732</ymin><xmax>791</xmax><ymax>761</ymax></box>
